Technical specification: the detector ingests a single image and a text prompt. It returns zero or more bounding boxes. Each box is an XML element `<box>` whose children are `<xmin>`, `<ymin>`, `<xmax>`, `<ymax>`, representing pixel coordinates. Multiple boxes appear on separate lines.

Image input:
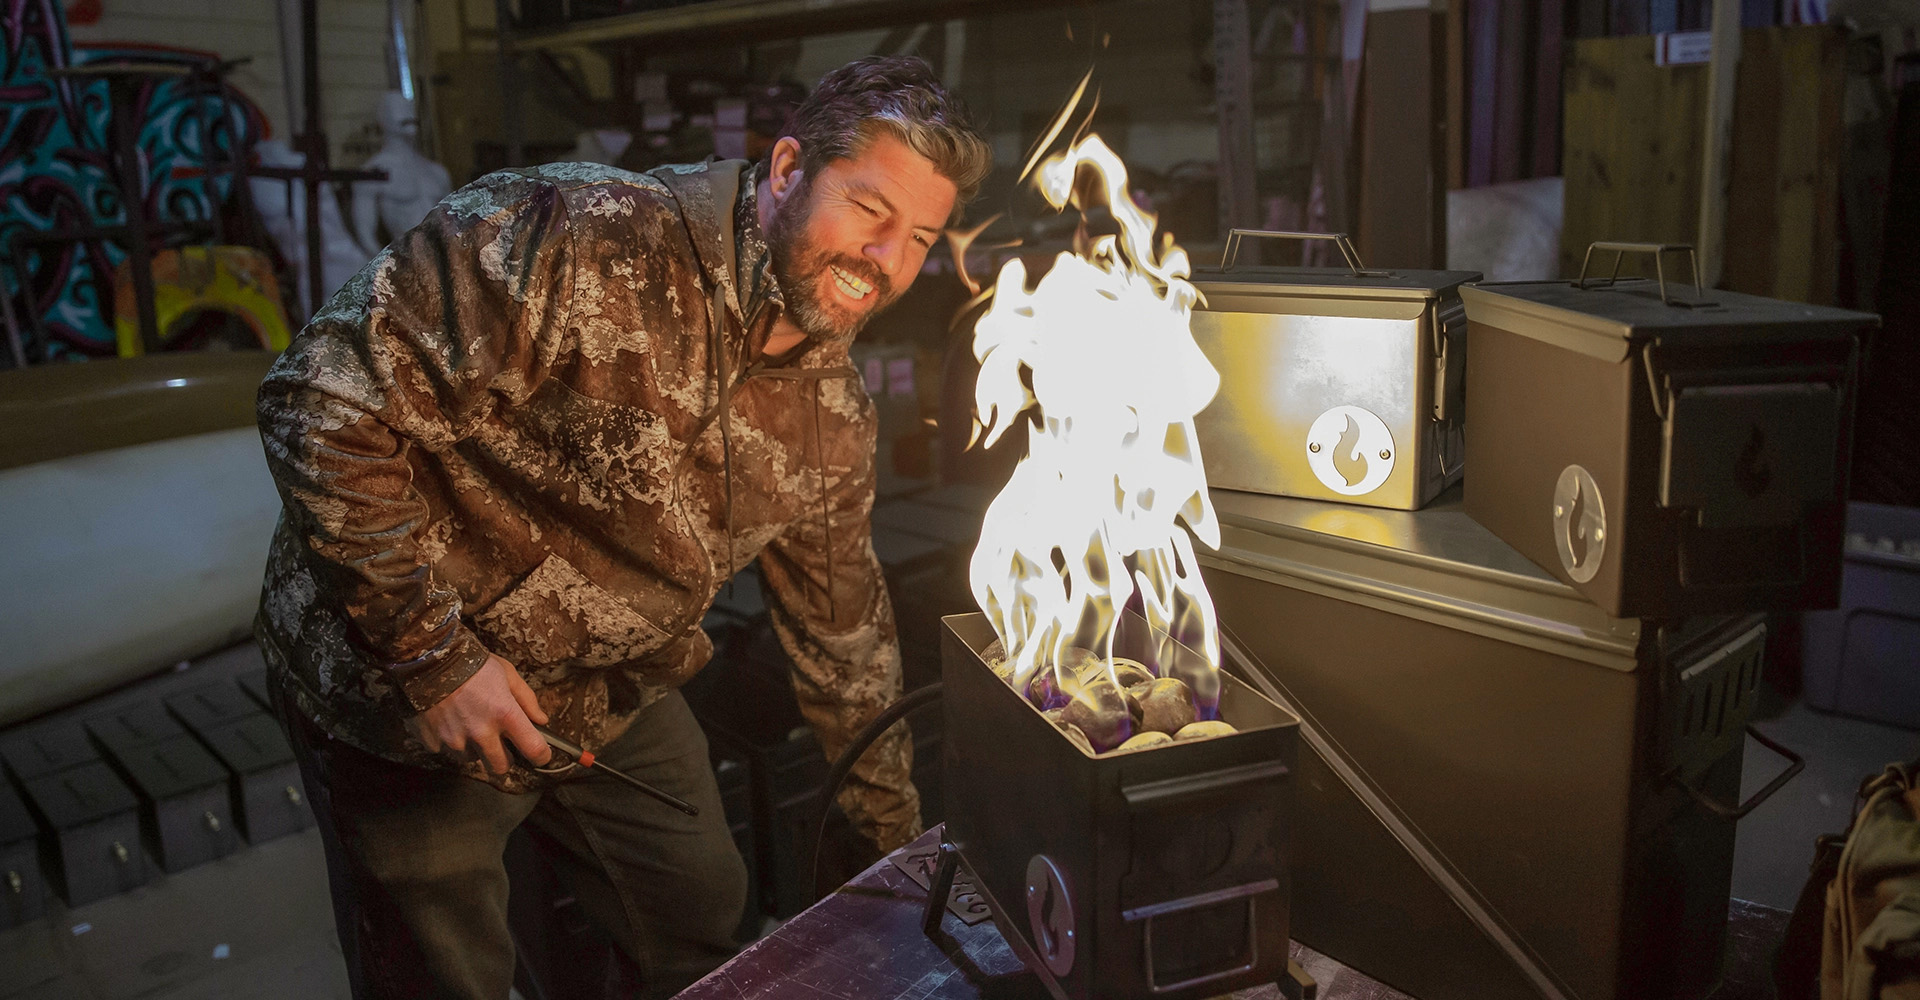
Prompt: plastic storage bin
<box><xmin>1802</xmin><ymin>502</ymin><xmax>1920</xmax><ymax>729</ymax></box>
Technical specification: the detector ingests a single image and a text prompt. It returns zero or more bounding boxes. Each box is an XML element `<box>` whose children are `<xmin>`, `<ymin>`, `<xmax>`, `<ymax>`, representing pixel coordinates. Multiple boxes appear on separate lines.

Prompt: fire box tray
<box><xmin>199</xmin><ymin>714</ymin><xmax>310</xmax><ymax>844</ymax></box>
<box><xmin>1459</xmin><ymin>252</ymin><xmax>1877</xmax><ymax>616</ymax></box>
<box><xmin>21</xmin><ymin>760</ymin><xmax>150</xmax><ymax>905</ymax></box>
<box><xmin>0</xmin><ymin>778</ymin><xmax>47</xmax><ymax>929</ymax></box>
<box><xmin>936</xmin><ymin>610</ymin><xmax>1302</xmax><ymax>1000</ymax></box>
<box><xmin>1202</xmin><ymin>486</ymin><xmax>1797</xmax><ymax>1000</ymax></box>
<box><xmin>1191</xmin><ymin>231</ymin><xmax>1480</xmax><ymax>511</ymax></box>
<box><xmin>111</xmin><ymin>732</ymin><xmax>240</xmax><ymax>872</ymax></box>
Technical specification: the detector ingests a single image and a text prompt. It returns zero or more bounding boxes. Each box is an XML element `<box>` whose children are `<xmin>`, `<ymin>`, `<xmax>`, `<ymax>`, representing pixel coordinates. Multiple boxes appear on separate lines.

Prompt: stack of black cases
<box><xmin>1189</xmin><ymin>255</ymin><xmax>1875</xmax><ymax>1000</ymax></box>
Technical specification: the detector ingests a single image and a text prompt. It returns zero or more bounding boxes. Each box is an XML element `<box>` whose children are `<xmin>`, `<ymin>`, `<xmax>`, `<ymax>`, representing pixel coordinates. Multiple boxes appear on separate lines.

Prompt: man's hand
<box><xmin>411</xmin><ymin>653</ymin><xmax>552</xmax><ymax>773</ymax></box>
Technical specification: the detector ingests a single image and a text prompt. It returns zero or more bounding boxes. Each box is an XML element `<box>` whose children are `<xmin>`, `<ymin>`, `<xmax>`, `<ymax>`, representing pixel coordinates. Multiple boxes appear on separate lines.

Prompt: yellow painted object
<box><xmin>114</xmin><ymin>245</ymin><xmax>293</xmax><ymax>356</ymax></box>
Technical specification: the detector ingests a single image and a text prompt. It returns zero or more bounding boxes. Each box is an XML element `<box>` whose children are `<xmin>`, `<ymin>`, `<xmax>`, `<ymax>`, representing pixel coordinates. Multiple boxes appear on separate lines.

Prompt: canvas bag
<box><xmin>1824</xmin><ymin>760</ymin><xmax>1920</xmax><ymax>1000</ymax></box>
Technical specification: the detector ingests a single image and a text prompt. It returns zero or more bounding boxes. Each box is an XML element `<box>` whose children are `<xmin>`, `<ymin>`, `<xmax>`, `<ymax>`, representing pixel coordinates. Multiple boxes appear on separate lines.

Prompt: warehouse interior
<box><xmin>2</xmin><ymin>0</ymin><xmax>1919</xmax><ymax>998</ymax></box>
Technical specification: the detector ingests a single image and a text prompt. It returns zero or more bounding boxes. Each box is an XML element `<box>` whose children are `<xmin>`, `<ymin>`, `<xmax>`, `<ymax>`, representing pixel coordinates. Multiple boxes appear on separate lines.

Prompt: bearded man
<box><xmin>254</xmin><ymin>56</ymin><xmax>991</xmax><ymax>1000</ymax></box>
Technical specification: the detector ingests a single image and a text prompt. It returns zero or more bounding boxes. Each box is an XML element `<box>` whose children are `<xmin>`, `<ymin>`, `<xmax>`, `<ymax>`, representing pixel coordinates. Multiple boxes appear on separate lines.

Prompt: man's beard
<box><xmin>767</xmin><ymin>183</ymin><xmax>897</xmax><ymax>344</ymax></box>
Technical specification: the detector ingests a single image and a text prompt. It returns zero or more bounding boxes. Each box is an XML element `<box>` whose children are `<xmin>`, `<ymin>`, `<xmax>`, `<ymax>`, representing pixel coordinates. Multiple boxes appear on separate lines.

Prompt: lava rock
<box><xmin>1026</xmin><ymin>669</ymin><xmax>1070</xmax><ymax>711</ymax></box>
<box><xmin>1114</xmin><ymin>731</ymin><xmax>1172</xmax><ymax>752</ymax></box>
<box><xmin>1130</xmin><ymin>677</ymin><xmax>1197</xmax><ymax>735</ymax></box>
<box><xmin>1060</xmin><ymin>680</ymin><xmax>1133</xmax><ymax>752</ymax></box>
<box><xmin>1173</xmin><ymin>720</ymin><xmax>1238</xmax><ymax>741</ymax></box>
<box><xmin>1057</xmin><ymin>722</ymin><xmax>1095</xmax><ymax>756</ymax></box>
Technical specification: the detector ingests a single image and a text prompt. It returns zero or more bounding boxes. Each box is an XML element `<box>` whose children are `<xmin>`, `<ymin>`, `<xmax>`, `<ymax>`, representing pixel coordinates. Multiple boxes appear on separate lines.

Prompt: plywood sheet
<box><xmin>1560</xmin><ymin>34</ymin><xmax>1709</xmax><ymax>279</ymax></box>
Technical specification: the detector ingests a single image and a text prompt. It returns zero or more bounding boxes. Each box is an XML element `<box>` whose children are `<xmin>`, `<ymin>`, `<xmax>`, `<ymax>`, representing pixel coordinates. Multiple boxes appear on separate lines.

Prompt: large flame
<box><xmin>968</xmin><ymin>132</ymin><xmax>1223</xmax><ymax>700</ymax></box>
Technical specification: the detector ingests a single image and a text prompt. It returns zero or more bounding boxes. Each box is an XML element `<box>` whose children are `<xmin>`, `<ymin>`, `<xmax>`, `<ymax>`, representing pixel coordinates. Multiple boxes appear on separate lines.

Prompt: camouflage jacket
<box><xmin>254</xmin><ymin>159</ymin><xmax>918</xmax><ymax>850</ymax></box>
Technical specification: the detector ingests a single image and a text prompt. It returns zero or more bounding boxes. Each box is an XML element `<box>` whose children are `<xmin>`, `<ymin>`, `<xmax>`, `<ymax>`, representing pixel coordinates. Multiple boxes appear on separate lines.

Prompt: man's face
<box><xmin>766</xmin><ymin>133</ymin><xmax>959</xmax><ymax>344</ymax></box>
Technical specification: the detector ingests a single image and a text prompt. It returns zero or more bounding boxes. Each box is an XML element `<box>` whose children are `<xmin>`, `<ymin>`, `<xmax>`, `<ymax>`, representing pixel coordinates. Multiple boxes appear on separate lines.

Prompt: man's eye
<box><xmin>857</xmin><ymin>202</ymin><xmax>880</xmax><ymax>216</ymax></box>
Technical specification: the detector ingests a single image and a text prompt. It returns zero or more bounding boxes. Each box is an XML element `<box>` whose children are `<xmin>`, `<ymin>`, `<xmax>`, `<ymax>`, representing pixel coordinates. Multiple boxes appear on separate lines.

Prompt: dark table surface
<box><xmin>678</xmin><ymin>825</ymin><xmax>1792</xmax><ymax>1000</ymax></box>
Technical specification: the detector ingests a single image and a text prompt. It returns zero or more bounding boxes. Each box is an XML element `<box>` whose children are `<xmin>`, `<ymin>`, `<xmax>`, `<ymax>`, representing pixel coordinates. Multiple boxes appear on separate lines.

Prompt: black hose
<box><xmin>809</xmin><ymin>682</ymin><xmax>944</xmax><ymax>902</ymax></box>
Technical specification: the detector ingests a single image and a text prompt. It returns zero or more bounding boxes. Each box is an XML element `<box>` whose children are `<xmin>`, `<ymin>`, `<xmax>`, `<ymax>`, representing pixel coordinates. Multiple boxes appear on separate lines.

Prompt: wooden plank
<box><xmin>1467</xmin><ymin>0</ymin><xmax>1500</xmax><ymax>186</ymax></box>
<box><xmin>1214</xmin><ymin>0</ymin><xmax>1260</xmax><ymax>236</ymax></box>
<box><xmin>1493</xmin><ymin>0</ymin><xmax>1531</xmax><ymax>180</ymax></box>
<box><xmin>1559</xmin><ymin>35</ymin><xmax>1708</xmax><ymax>277</ymax></box>
<box><xmin>1696</xmin><ymin>0</ymin><xmax>1741</xmax><ymax>287</ymax></box>
<box><xmin>1358</xmin><ymin>7</ymin><xmax>1444</xmax><ymax>268</ymax></box>
<box><xmin>1534</xmin><ymin>0</ymin><xmax>1566</xmax><ymax>178</ymax></box>
<box><xmin>1613</xmin><ymin>0</ymin><xmax>1650</xmax><ymax>35</ymax></box>
<box><xmin>1447</xmin><ymin>0</ymin><xmax>1466</xmax><ymax>188</ymax></box>
<box><xmin>1722</xmin><ymin>26</ymin><xmax>1845</xmax><ymax>304</ymax></box>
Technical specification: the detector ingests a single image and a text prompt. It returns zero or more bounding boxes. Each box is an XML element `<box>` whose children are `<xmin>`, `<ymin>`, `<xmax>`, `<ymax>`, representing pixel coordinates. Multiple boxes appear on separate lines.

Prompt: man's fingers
<box><xmin>506</xmin><ymin>667</ymin><xmax>549</xmax><ymax>726</ymax></box>
<box><xmin>477</xmin><ymin>732</ymin><xmax>512</xmax><ymax>775</ymax></box>
<box><xmin>503</xmin><ymin>711</ymin><xmax>552</xmax><ymax>766</ymax></box>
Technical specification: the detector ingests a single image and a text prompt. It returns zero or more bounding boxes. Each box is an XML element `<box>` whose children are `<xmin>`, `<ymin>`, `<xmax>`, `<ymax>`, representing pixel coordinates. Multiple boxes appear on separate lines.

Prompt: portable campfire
<box><xmin>925</xmin><ymin>609</ymin><xmax>1308</xmax><ymax>1000</ymax></box>
<box><xmin>930</xmin><ymin>78</ymin><xmax>1310</xmax><ymax>999</ymax></box>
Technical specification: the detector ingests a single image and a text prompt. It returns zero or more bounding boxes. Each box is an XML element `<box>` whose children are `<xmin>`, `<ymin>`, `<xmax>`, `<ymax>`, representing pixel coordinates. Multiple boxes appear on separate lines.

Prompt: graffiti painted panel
<box><xmin>2</xmin><ymin>0</ymin><xmax>268</xmax><ymax>359</ymax></box>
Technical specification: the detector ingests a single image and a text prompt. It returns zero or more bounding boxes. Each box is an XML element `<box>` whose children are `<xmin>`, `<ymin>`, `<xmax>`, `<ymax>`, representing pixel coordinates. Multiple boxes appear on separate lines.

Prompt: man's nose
<box><xmin>864</xmin><ymin>232</ymin><xmax>907</xmax><ymax>277</ymax></box>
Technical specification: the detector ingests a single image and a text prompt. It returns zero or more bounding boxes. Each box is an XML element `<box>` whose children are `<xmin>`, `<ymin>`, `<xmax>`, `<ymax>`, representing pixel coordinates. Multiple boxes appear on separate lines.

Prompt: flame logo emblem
<box><xmin>1333</xmin><ymin>415</ymin><xmax>1369</xmax><ymax>487</ymax></box>
<box><xmin>1552</xmin><ymin>464</ymin><xmax>1607</xmax><ymax>583</ymax></box>
<box><xmin>1025</xmin><ymin>854</ymin><xmax>1077</xmax><ymax>977</ymax></box>
<box><xmin>1305</xmin><ymin>406</ymin><xmax>1395</xmax><ymax>496</ymax></box>
<box><xmin>1735</xmin><ymin>423</ymin><xmax>1773</xmax><ymax>499</ymax></box>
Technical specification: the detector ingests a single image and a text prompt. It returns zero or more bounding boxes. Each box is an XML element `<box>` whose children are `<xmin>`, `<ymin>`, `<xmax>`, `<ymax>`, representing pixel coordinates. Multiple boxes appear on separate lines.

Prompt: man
<box><xmin>254</xmin><ymin>56</ymin><xmax>991</xmax><ymax>999</ymax></box>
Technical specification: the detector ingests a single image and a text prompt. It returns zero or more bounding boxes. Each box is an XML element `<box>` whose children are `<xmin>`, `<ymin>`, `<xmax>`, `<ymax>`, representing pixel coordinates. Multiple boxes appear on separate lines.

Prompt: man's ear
<box><xmin>766</xmin><ymin>136</ymin><xmax>805</xmax><ymax>206</ymax></box>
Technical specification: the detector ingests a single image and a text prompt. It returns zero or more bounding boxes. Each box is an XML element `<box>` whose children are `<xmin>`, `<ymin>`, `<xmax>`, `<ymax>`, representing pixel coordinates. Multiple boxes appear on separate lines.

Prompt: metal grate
<box><xmin>1664</xmin><ymin>623</ymin><xmax>1767</xmax><ymax>778</ymax></box>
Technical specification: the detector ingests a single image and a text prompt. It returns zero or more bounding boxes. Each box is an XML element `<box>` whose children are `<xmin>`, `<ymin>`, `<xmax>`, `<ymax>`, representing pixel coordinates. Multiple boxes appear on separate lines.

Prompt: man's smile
<box><xmin>830</xmin><ymin>264</ymin><xmax>875</xmax><ymax>301</ymax></box>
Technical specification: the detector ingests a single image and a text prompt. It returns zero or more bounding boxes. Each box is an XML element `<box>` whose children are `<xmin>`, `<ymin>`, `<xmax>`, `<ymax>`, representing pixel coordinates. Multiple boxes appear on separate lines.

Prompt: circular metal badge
<box><xmin>1305</xmin><ymin>406</ymin><xmax>1395</xmax><ymax>496</ymax></box>
<box><xmin>1024</xmin><ymin>854</ymin><xmax>1076</xmax><ymax>977</ymax></box>
<box><xmin>1552</xmin><ymin>464</ymin><xmax>1608</xmax><ymax>583</ymax></box>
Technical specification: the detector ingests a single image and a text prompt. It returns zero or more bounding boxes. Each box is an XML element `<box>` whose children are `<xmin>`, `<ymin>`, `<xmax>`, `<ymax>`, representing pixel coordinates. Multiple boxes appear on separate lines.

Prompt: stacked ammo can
<box><xmin>1188</xmin><ymin>235</ymin><xmax>1877</xmax><ymax>1000</ymax></box>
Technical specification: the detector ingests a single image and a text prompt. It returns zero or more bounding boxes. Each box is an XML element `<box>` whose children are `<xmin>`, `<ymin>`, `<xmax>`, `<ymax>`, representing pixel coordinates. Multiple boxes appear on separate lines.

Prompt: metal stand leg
<box><xmin>921</xmin><ymin>842</ymin><xmax>959</xmax><ymax>936</ymax></box>
<box><xmin>1280</xmin><ymin>958</ymin><xmax>1317</xmax><ymax>1000</ymax></box>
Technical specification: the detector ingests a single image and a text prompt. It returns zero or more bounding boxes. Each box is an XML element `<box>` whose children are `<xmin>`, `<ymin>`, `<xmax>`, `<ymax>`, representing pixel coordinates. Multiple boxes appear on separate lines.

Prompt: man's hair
<box><xmin>777</xmin><ymin>56</ymin><xmax>992</xmax><ymax>220</ymax></box>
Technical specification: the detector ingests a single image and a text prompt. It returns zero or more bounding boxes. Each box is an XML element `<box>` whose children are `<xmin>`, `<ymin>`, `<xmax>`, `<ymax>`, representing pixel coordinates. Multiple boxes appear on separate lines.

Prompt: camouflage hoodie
<box><xmin>254</xmin><ymin>159</ymin><xmax>918</xmax><ymax>850</ymax></box>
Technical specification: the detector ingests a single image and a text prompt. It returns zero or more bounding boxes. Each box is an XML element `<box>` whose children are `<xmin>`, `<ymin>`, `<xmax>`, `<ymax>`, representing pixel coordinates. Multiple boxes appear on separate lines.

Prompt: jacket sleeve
<box><xmin>757</xmin><ymin>395</ymin><xmax>921</xmax><ymax>853</ymax></box>
<box><xmin>257</xmin><ymin>172</ymin><xmax>574</xmax><ymax>713</ymax></box>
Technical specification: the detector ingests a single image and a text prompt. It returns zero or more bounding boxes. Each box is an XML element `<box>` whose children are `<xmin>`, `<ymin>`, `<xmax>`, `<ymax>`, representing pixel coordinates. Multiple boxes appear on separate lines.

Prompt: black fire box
<box><xmin>0</xmin><ymin>778</ymin><xmax>47</xmax><ymax>929</ymax></box>
<box><xmin>20</xmin><ymin>760</ymin><xmax>150</xmax><ymax>905</ymax></box>
<box><xmin>166</xmin><ymin>682</ymin><xmax>262</xmax><ymax>733</ymax></box>
<box><xmin>937</xmin><ymin>611</ymin><xmax>1302</xmax><ymax>1000</ymax></box>
<box><xmin>1458</xmin><ymin>246</ymin><xmax>1877</xmax><ymax>617</ymax></box>
<box><xmin>113</xmin><ymin>732</ymin><xmax>240</xmax><ymax>872</ymax></box>
<box><xmin>1201</xmin><ymin>487</ymin><xmax>1797</xmax><ymax>1000</ymax></box>
<box><xmin>86</xmin><ymin>702</ymin><xmax>186</xmax><ymax>758</ymax></box>
<box><xmin>2</xmin><ymin>722</ymin><xmax>101</xmax><ymax>780</ymax></box>
<box><xmin>199</xmin><ymin>714</ymin><xmax>311</xmax><ymax>844</ymax></box>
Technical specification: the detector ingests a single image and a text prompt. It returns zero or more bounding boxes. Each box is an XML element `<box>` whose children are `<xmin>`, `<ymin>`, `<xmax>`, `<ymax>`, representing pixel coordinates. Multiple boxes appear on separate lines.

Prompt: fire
<box><xmin>966</xmin><ymin>127</ymin><xmax>1224</xmax><ymax>721</ymax></box>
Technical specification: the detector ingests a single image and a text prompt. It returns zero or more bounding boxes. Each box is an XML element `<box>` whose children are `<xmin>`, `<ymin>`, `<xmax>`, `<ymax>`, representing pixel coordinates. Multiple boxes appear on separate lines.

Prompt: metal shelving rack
<box><xmin>482</xmin><ymin>0</ymin><xmax>1345</xmax><ymax>245</ymax></box>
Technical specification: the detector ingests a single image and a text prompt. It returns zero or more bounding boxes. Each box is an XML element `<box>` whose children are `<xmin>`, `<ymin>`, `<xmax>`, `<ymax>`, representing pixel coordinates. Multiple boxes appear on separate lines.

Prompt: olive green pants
<box><xmin>283</xmin><ymin>691</ymin><xmax>747</xmax><ymax>1000</ymax></box>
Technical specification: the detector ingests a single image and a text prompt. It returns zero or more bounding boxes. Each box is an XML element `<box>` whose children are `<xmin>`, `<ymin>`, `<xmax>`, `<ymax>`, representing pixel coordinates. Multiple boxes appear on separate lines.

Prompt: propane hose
<box><xmin>809</xmin><ymin>682</ymin><xmax>944</xmax><ymax>902</ymax></box>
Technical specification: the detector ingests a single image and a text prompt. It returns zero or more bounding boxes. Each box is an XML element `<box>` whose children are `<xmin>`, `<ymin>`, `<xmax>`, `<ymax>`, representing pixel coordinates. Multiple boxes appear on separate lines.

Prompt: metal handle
<box><xmin>1672</xmin><ymin>724</ymin><xmax>1804</xmax><ymax>820</ymax></box>
<box><xmin>1221</xmin><ymin>229</ymin><xmax>1384</xmax><ymax>277</ymax></box>
<box><xmin>1126</xmin><ymin>879</ymin><xmax>1278</xmax><ymax>994</ymax></box>
<box><xmin>1575</xmin><ymin>241</ymin><xmax>1708</xmax><ymax>307</ymax></box>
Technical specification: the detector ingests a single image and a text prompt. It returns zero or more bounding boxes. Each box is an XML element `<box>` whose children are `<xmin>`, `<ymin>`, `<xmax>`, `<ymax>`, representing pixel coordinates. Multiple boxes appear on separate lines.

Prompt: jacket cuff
<box><xmin>393</xmin><ymin>627</ymin><xmax>493</xmax><ymax>713</ymax></box>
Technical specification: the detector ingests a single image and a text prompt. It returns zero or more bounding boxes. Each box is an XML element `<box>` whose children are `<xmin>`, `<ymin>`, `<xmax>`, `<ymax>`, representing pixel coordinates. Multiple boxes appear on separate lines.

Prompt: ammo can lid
<box><xmin>1193</xmin><ymin>265</ymin><xmax>1483</xmax><ymax>305</ymax></box>
<box><xmin>1459</xmin><ymin>279</ymin><xmax>1878</xmax><ymax>363</ymax></box>
<box><xmin>1205</xmin><ymin>486</ymin><xmax>1646</xmax><ymax>671</ymax></box>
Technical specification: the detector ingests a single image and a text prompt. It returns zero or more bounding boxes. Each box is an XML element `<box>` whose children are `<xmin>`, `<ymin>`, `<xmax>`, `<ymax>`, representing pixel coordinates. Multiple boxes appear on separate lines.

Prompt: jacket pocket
<box><xmin>472</xmin><ymin>552</ymin><xmax>673</xmax><ymax>673</ymax></box>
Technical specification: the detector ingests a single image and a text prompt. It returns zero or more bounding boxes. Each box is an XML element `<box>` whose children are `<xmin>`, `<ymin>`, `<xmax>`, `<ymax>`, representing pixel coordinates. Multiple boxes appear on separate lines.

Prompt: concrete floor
<box><xmin>1737</xmin><ymin>697</ymin><xmax>1920</xmax><ymax>911</ymax></box>
<box><xmin>1</xmin><ymin>657</ymin><xmax>1913</xmax><ymax>999</ymax></box>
